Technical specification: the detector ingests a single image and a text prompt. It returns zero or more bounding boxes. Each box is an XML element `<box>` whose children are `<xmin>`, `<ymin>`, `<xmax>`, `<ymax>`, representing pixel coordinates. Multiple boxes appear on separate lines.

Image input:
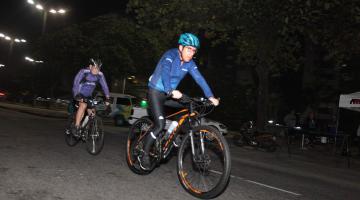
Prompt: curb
<box><xmin>0</xmin><ymin>102</ymin><xmax>68</xmax><ymax>119</ymax></box>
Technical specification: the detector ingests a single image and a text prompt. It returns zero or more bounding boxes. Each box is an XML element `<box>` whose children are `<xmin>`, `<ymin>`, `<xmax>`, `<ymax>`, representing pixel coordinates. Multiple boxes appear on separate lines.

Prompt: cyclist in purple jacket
<box><xmin>72</xmin><ymin>58</ymin><xmax>110</xmax><ymax>136</ymax></box>
<box><xmin>138</xmin><ymin>33</ymin><xmax>219</xmax><ymax>170</ymax></box>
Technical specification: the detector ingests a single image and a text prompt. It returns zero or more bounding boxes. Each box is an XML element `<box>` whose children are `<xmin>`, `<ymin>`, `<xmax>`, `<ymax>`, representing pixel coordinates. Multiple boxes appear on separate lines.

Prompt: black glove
<box><xmin>74</xmin><ymin>94</ymin><xmax>84</xmax><ymax>101</ymax></box>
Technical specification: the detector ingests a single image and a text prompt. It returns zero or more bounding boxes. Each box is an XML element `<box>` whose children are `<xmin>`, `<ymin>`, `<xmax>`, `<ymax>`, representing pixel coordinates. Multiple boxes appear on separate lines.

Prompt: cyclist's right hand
<box><xmin>170</xmin><ymin>90</ymin><xmax>183</xmax><ymax>99</ymax></box>
<box><xmin>208</xmin><ymin>97</ymin><xmax>220</xmax><ymax>106</ymax></box>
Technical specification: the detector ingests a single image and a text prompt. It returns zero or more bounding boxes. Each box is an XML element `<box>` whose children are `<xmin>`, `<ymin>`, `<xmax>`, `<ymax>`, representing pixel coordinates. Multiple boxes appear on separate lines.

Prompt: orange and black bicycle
<box><xmin>126</xmin><ymin>95</ymin><xmax>231</xmax><ymax>199</ymax></box>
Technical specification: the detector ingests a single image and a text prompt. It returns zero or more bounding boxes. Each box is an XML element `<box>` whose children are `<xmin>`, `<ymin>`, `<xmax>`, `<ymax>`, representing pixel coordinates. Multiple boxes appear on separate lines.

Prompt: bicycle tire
<box><xmin>86</xmin><ymin>116</ymin><xmax>105</xmax><ymax>155</ymax></box>
<box><xmin>65</xmin><ymin>114</ymin><xmax>79</xmax><ymax>147</ymax></box>
<box><xmin>177</xmin><ymin>125</ymin><xmax>231</xmax><ymax>199</ymax></box>
<box><xmin>126</xmin><ymin>117</ymin><xmax>153</xmax><ymax>175</ymax></box>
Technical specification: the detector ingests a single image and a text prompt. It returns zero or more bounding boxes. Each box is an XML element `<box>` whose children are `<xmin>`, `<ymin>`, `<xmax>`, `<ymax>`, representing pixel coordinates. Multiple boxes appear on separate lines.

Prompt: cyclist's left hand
<box><xmin>171</xmin><ymin>90</ymin><xmax>183</xmax><ymax>99</ymax></box>
<box><xmin>209</xmin><ymin>97</ymin><xmax>220</xmax><ymax>106</ymax></box>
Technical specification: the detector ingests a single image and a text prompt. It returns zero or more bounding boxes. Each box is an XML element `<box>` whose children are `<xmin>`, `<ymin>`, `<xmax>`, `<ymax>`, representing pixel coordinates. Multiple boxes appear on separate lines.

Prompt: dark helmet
<box><xmin>89</xmin><ymin>58</ymin><xmax>102</xmax><ymax>68</ymax></box>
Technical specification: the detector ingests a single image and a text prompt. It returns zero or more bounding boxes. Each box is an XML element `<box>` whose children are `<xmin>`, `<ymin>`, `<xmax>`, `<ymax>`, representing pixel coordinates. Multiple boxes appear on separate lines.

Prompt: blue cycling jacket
<box><xmin>148</xmin><ymin>48</ymin><xmax>214</xmax><ymax>98</ymax></box>
<box><xmin>72</xmin><ymin>68</ymin><xmax>110</xmax><ymax>98</ymax></box>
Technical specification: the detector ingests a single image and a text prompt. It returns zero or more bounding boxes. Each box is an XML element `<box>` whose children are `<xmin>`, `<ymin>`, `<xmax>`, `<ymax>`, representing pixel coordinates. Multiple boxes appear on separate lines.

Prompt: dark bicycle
<box><xmin>65</xmin><ymin>98</ymin><xmax>107</xmax><ymax>155</ymax></box>
<box><xmin>126</xmin><ymin>95</ymin><xmax>231</xmax><ymax>199</ymax></box>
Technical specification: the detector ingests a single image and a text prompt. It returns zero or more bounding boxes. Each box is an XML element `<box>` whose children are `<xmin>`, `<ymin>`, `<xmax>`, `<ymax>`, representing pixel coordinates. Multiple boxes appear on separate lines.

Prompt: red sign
<box><xmin>350</xmin><ymin>99</ymin><xmax>360</xmax><ymax>104</ymax></box>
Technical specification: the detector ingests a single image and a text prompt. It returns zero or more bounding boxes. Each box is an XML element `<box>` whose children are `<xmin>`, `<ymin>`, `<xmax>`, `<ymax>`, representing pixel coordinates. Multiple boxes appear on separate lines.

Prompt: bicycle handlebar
<box><xmin>179</xmin><ymin>94</ymin><xmax>214</xmax><ymax>106</ymax></box>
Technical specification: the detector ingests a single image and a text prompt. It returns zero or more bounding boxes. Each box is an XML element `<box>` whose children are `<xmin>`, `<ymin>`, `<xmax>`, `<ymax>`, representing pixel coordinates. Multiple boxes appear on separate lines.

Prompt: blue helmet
<box><xmin>178</xmin><ymin>33</ymin><xmax>200</xmax><ymax>49</ymax></box>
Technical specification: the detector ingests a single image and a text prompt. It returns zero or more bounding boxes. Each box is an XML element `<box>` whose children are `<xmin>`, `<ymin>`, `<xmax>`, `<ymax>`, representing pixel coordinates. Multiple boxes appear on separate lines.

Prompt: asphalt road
<box><xmin>0</xmin><ymin>108</ymin><xmax>359</xmax><ymax>200</ymax></box>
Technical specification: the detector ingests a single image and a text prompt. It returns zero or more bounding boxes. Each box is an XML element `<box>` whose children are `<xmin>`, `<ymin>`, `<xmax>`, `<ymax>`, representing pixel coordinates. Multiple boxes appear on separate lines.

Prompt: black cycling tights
<box><xmin>143</xmin><ymin>88</ymin><xmax>182</xmax><ymax>155</ymax></box>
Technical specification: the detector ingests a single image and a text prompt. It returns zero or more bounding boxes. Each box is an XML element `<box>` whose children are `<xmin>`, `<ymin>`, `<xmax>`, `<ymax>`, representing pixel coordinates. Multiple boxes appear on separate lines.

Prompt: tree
<box><xmin>31</xmin><ymin>14</ymin><xmax>159</xmax><ymax>97</ymax></box>
<box><xmin>128</xmin><ymin>0</ymin><xmax>360</xmax><ymax>128</ymax></box>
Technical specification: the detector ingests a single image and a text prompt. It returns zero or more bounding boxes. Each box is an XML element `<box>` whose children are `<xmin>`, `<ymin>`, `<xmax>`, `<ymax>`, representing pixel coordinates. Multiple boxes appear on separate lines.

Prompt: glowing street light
<box><xmin>26</xmin><ymin>0</ymin><xmax>67</xmax><ymax>34</ymax></box>
<box><xmin>58</xmin><ymin>9</ymin><xmax>66</xmax><ymax>14</ymax></box>
<box><xmin>49</xmin><ymin>9</ymin><xmax>66</xmax><ymax>14</ymax></box>
<box><xmin>0</xmin><ymin>64</ymin><xmax>5</xmax><ymax>68</ymax></box>
<box><xmin>35</xmin><ymin>4</ymin><xmax>43</xmax><ymax>10</ymax></box>
<box><xmin>0</xmin><ymin>32</ymin><xmax>27</xmax><ymax>43</ymax></box>
<box><xmin>25</xmin><ymin>56</ymin><xmax>44</xmax><ymax>63</ymax></box>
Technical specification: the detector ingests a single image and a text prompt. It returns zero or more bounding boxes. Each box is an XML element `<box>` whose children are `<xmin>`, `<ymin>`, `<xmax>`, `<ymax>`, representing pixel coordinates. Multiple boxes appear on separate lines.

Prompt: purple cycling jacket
<box><xmin>72</xmin><ymin>68</ymin><xmax>110</xmax><ymax>98</ymax></box>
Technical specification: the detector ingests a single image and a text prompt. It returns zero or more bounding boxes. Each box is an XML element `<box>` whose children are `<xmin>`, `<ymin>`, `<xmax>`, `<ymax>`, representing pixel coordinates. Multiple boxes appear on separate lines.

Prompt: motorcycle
<box><xmin>233</xmin><ymin>120</ymin><xmax>277</xmax><ymax>152</ymax></box>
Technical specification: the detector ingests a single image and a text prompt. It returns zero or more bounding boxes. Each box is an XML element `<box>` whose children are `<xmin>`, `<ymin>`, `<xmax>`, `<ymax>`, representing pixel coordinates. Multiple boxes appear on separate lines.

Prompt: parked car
<box><xmin>128</xmin><ymin>106</ymin><xmax>228</xmax><ymax>135</ymax></box>
<box><xmin>96</xmin><ymin>93</ymin><xmax>139</xmax><ymax>126</ymax></box>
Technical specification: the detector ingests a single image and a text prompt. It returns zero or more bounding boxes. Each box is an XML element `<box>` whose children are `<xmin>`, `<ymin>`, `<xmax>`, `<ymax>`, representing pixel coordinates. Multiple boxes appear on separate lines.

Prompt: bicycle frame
<box><xmin>75</xmin><ymin>99</ymin><xmax>102</xmax><ymax>139</ymax></box>
<box><xmin>160</xmin><ymin>100</ymin><xmax>203</xmax><ymax>160</ymax></box>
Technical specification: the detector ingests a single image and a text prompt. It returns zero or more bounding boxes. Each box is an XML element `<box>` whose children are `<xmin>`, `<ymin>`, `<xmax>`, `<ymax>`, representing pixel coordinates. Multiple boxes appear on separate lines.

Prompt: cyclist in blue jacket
<box><xmin>72</xmin><ymin>58</ymin><xmax>110</xmax><ymax>137</ymax></box>
<box><xmin>139</xmin><ymin>33</ymin><xmax>219</xmax><ymax>170</ymax></box>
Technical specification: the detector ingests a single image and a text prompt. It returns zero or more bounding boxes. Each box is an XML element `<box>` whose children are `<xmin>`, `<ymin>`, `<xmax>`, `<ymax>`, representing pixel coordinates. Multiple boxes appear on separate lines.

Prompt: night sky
<box><xmin>0</xmin><ymin>0</ymin><xmax>128</xmax><ymax>39</ymax></box>
<box><xmin>0</xmin><ymin>0</ymin><xmax>128</xmax><ymax>88</ymax></box>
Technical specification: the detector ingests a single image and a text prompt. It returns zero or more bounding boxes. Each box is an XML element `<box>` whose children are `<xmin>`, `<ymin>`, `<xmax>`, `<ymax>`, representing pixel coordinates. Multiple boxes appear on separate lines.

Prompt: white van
<box><xmin>96</xmin><ymin>93</ymin><xmax>138</xmax><ymax>126</ymax></box>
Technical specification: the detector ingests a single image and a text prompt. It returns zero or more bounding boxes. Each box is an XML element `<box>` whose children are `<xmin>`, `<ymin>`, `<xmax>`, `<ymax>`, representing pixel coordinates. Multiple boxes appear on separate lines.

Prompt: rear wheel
<box><xmin>65</xmin><ymin>114</ymin><xmax>79</xmax><ymax>147</ymax></box>
<box><xmin>177</xmin><ymin>125</ymin><xmax>231</xmax><ymax>199</ymax></box>
<box><xmin>126</xmin><ymin>117</ymin><xmax>153</xmax><ymax>175</ymax></box>
<box><xmin>86</xmin><ymin>116</ymin><xmax>105</xmax><ymax>155</ymax></box>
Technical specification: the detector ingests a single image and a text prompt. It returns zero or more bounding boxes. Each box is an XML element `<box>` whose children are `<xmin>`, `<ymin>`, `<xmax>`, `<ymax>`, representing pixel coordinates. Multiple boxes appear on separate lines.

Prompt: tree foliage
<box><xmin>127</xmin><ymin>0</ymin><xmax>360</xmax><ymax>128</ymax></box>
<box><xmin>31</xmin><ymin>14</ymin><xmax>158</xmax><ymax>96</ymax></box>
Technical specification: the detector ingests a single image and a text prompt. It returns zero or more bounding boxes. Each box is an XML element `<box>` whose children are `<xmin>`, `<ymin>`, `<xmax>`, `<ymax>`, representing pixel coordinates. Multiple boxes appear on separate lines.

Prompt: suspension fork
<box><xmin>188</xmin><ymin>111</ymin><xmax>205</xmax><ymax>159</ymax></box>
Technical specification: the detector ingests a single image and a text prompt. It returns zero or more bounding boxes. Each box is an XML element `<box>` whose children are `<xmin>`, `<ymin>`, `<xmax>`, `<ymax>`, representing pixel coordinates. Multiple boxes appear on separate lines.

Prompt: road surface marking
<box><xmin>209</xmin><ymin>170</ymin><xmax>302</xmax><ymax>196</ymax></box>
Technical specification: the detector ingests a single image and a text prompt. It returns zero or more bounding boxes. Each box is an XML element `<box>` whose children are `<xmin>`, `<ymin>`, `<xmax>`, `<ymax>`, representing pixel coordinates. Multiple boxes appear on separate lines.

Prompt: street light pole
<box><xmin>42</xmin><ymin>11</ymin><xmax>48</xmax><ymax>35</ymax></box>
<box><xmin>7</xmin><ymin>41</ymin><xmax>14</xmax><ymax>64</ymax></box>
<box><xmin>122</xmin><ymin>78</ymin><xmax>126</xmax><ymax>94</ymax></box>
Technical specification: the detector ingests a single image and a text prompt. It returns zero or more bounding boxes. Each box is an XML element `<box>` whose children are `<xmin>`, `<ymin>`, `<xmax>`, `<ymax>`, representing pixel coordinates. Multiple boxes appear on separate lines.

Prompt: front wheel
<box><xmin>177</xmin><ymin>125</ymin><xmax>231</xmax><ymax>199</ymax></box>
<box><xmin>86</xmin><ymin>116</ymin><xmax>105</xmax><ymax>155</ymax></box>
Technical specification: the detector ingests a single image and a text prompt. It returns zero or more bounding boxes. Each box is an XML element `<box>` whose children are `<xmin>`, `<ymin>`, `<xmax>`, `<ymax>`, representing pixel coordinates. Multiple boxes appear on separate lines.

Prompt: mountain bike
<box><xmin>126</xmin><ymin>95</ymin><xmax>231</xmax><ymax>199</ymax></box>
<box><xmin>65</xmin><ymin>98</ymin><xmax>107</xmax><ymax>155</ymax></box>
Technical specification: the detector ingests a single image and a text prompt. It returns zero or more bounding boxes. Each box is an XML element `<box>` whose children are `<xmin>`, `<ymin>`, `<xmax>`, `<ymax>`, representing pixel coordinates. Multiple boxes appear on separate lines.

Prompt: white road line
<box><xmin>209</xmin><ymin>170</ymin><xmax>302</xmax><ymax>196</ymax></box>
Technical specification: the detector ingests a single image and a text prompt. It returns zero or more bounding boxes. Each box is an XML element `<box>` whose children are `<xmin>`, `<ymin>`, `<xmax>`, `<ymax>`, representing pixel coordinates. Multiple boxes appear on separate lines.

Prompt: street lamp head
<box><xmin>5</xmin><ymin>36</ymin><xmax>11</xmax><ymax>40</ymax></box>
<box><xmin>25</xmin><ymin>57</ymin><xmax>34</xmax><ymax>62</ymax></box>
<box><xmin>27</xmin><ymin>0</ymin><xmax>35</xmax><ymax>5</ymax></box>
<box><xmin>58</xmin><ymin>9</ymin><xmax>66</xmax><ymax>14</ymax></box>
<box><xmin>21</xmin><ymin>39</ymin><xmax>27</xmax><ymax>43</ymax></box>
<box><xmin>49</xmin><ymin>8</ymin><xmax>67</xmax><ymax>15</ymax></box>
<box><xmin>14</xmin><ymin>39</ymin><xmax>20</xmax><ymax>43</ymax></box>
<box><xmin>0</xmin><ymin>33</ymin><xmax>4</xmax><ymax>37</ymax></box>
<box><xmin>36</xmin><ymin>4</ymin><xmax>43</xmax><ymax>10</ymax></box>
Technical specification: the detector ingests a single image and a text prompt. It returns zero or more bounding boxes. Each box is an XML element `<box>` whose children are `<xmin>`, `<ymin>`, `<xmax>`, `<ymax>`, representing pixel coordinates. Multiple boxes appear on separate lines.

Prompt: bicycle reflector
<box><xmin>140</xmin><ymin>100</ymin><xmax>148</xmax><ymax>108</ymax></box>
